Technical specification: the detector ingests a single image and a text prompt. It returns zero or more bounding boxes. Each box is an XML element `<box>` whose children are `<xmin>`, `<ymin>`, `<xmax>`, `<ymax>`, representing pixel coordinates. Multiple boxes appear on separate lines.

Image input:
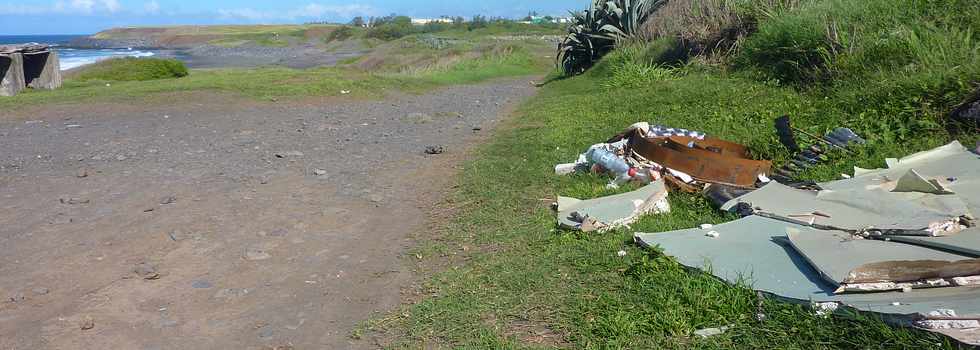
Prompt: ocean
<box><xmin>0</xmin><ymin>35</ymin><xmax>159</xmax><ymax>71</ymax></box>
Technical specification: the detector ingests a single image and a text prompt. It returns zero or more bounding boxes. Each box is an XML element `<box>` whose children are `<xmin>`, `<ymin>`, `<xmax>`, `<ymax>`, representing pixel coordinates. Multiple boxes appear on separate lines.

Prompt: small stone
<box><xmin>258</xmin><ymin>326</ymin><xmax>275</xmax><ymax>339</ymax></box>
<box><xmin>160</xmin><ymin>318</ymin><xmax>179</xmax><ymax>328</ymax></box>
<box><xmin>76</xmin><ymin>169</ymin><xmax>88</xmax><ymax>178</ymax></box>
<box><xmin>406</xmin><ymin>112</ymin><xmax>432</xmax><ymax>124</ymax></box>
<box><xmin>159</xmin><ymin>196</ymin><xmax>178</xmax><ymax>205</ymax></box>
<box><xmin>244</xmin><ymin>247</ymin><xmax>272</xmax><ymax>261</ymax></box>
<box><xmin>214</xmin><ymin>288</ymin><xmax>249</xmax><ymax>299</ymax></box>
<box><xmin>267</xmin><ymin>228</ymin><xmax>288</xmax><ymax>237</ymax></box>
<box><xmin>192</xmin><ymin>280</ymin><xmax>213</xmax><ymax>289</ymax></box>
<box><xmin>80</xmin><ymin>316</ymin><xmax>95</xmax><ymax>330</ymax></box>
<box><xmin>134</xmin><ymin>263</ymin><xmax>160</xmax><ymax>280</ymax></box>
<box><xmin>8</xmin><ymin>293</ymin><xmax>25</xmax><ymax>302</ymax></box>
<box><xmin>32</xmin><ymin>287</ymin><xmax>50</xmax><ymax>296</ymax></box>
<box><xmin>368</xmin><ymin>194</ymin><xmax>384</xmax><ymax>203</ymax></box>
<box><xmin>312</xmin><ymin>168</ymin><xmax>327</xmax><ymax>176</ymax></box>
<box><xmin>274</xmin><ymin>151</ymin><xmax>304</xmax><ymax>158</ymax></box>
<box><xmin>424</xmin><ymin>145</ymin><xmax>445</xmax><ymax>155</ymax></box>
<box><xmin>60</xmin><ymin>198</ymin><xmax>90</xmax><ymax>205</ymax></box>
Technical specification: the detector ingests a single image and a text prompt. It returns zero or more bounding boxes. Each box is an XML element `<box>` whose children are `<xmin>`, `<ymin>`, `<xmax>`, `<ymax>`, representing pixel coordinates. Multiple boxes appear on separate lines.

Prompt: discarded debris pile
<box><xmin>634</xmin><ymin>141</ymin><xmax>980</xmax><ymax>345</ymax></box>
<box><xmin>552</xmin><ymin>120</ymin><xmax>862</xmax><ymax>232</ymax></box>
<box><xmin>0</xmin><ymin>43</ymin><xmax>62</xmax><ymax>97</ymax></box>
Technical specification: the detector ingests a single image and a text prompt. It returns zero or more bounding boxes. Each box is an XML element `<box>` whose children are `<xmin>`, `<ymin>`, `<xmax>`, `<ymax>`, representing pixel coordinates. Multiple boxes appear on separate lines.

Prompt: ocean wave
<box><xmin>58</xmin><ymin>49</ymin><xmax>157</xmax><ymax>71</ymax></box>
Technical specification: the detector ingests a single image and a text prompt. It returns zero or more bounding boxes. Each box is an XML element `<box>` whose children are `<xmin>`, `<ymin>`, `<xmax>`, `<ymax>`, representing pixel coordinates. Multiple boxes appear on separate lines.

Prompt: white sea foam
<box><xmin>58</xmin><ymin>49</ymin><xmax>157</xmax><ymax>71</ymax></box>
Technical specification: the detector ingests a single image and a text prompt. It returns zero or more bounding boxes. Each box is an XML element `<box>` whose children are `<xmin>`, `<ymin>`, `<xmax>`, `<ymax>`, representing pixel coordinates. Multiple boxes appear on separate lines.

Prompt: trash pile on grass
<box><xmin>554</xmin><ymin>117</ymin><xmax>980</xmax><ymax>345</ymax></box>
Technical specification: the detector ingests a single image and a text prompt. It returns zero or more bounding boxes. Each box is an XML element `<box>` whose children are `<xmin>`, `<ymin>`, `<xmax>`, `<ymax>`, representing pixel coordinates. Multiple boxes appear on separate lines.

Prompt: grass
<box><xmin>372</xmin><ymin>0</ymin><xmax>980</xmax><ymax>348</ymax></box>
<box><xmin>71</xmin><ymin>57</ymin><xmax>188</xmax><ymax>81</ymax></box>
<box><xmin>0</xmin><ymin>43</ymin><xmax>547</xmax><ymax>109</ymax></box>
<box><xmin>376</xmin><ymin>64</ymin><xmax>972</xmax><ymax>350</ymax></box>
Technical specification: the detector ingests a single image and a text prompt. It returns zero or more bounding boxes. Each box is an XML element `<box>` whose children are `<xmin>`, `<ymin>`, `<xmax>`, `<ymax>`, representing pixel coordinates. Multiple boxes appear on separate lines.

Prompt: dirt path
<box><xmin>0</xmin><ymin>79</ymin><xmax>536</xmax><ymax>349</ymax></box>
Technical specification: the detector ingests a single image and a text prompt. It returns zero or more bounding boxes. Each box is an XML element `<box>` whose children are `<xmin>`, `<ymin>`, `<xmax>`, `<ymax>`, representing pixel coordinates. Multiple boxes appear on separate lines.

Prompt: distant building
<box><xmin>411</xmin><ymin>18</ymin><xmax>454</xmax><ymax>25</ymax></box>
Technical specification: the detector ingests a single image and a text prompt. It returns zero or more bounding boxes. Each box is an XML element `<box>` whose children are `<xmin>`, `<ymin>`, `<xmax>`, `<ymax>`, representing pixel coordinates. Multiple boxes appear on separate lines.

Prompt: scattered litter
<box><xmin>700</xmin><ymin>224</ymin><xmax>714</xmax><ymax>230</ymax></box>
<box><xmin>340</xmin><ymin>90</ymin><xmax>351</xmax><ymax>94</ymax></box>
<box><xmin>892</xmin><ymin>169</ymin><xmax>953</xmax><ymax>195</ymax></box>
<box><xmin>841</xmin><ymin>174</ymin><xmax>852</xmax><ymax>179</ymax></box>
<box><xmin>312</xmin><ymin>168</ymin><xmax>327</xmax><ymax>176</ymax></box>
<box><xmin>693</xmin><ymin>325</ymin><xmax>731</xmax><ymax>339</ymax></box>
<box><xmin>814</xmin><ymin>302</ymin><xmax>839</xmax><ymax>316</ymax></box>
<box><xmin>554</xmin><ymin>163</ymin><xmax>578</xmax><ymax>175</ymax></box>
<box><xmin>617</xmin><ymin>250</ymin><xmax>627</xmax><ymax>257</ymax></box>
<box><xmin>556</xmin><ymin>180</ymin><xmax>669</xmax><ymax>232</ymax></box>
<box><xmin>633</xmin><ymin>140</ymin><xmax>980</xmax><ymax>346</ymax></box>
<box><xmin>705</xmin><ymin>231</ymin><xmax>720</xmax><ymax>238</ymax></box>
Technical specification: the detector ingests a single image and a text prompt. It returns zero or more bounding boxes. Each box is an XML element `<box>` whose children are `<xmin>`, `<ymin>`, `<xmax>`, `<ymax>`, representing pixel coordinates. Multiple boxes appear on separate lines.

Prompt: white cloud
<box><xmin>144</xmin><ymin>0</ymin><xmax>160</xmax><ymax>14</ymax></box>
<box><xmin>219</xmin><ymin>3</ymin><xmax>377</xmax><ymax>21</ymax></box>
<box><xmin>101</xmin><ymin>0</ymin><xmax>120</xmax><ymax>13</ymax></box>
<box><xmin>0</xmin><ymin>0</ymin><xmax>120</xmax><ymax>15</ymax></box>
<box><xmin>70</xmin><ymin>0</ymin><xmax>96</xmax><ymax>13</ymax></box>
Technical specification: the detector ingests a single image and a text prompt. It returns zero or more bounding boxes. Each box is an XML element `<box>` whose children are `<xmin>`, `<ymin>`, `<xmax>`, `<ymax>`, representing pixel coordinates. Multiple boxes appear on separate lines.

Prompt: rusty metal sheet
<box><xmin>627</xmin><ymin>135</ymin><xmax>771</xmax><ymax>187</ymax></box>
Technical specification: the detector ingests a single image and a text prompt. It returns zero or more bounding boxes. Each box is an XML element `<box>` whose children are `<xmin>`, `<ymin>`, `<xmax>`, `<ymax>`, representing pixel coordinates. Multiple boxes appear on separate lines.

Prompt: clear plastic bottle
<box><xmin>587</xmin><ymin>148</ymin><xmax>636</xmax><ymax>186</ymax></box>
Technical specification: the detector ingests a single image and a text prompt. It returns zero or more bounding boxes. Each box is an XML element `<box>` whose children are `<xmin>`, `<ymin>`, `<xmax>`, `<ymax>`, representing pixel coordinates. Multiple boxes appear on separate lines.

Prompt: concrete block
<box><xmin>0</xmin><ymin>53</ymin><xmax>26</xmax><ymax>97</ymax></box>
<box><xmin>25</xmin><ymin>51</ymin><xmax>62</xmax><ymax>90</ymax></box>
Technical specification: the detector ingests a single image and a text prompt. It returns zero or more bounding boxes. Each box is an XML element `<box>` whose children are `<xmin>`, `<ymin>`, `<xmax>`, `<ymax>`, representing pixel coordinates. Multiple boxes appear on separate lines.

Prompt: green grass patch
<box><xmin>72</xmin><ymin>57</ymin><xmax>189</xmax><ymax>82</ymax></box>
<box><xmin>380</xmin><ymin>63</ymin><xmax>968</xmax><ymax>349</ymax></box>
<box><xmin>0</xmin><ymin>45</ymin><xmax>546</xmax><ymax>109</ymax></box>
<box><xmin>378</xmin><ymin>1</ymin><xmax>979</xmax><ymax>347</ymax></box>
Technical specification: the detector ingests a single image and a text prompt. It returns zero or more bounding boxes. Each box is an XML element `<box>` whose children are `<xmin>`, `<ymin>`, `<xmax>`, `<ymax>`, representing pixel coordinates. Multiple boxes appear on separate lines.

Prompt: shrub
<box><xmin>640</xmin><ymin>0</ymin><xmax>754</xmax><ymax>58</ymax></box>
<box><xmin>325</xmin><ymin>26</ymin><xmax>354</xmax><ymax>43</ymax></box>
<box><xmin>557</xmin><ymin>0</ymin><xmax>665</xmax><ymax>75</ymax></box>
<box><xmin>366</xmin><ymin>16</ymin><xmax>416</xmax><ymax>40</ymax></box>
<box><xmin>736</xmin><ymin>11</ymin><xmax>829</xmax><ymax>84</ymax></box>
<box><xmin>72</xmin><ymin>57</ymin><xmax>189</xmax><ymax>81</ymax></box>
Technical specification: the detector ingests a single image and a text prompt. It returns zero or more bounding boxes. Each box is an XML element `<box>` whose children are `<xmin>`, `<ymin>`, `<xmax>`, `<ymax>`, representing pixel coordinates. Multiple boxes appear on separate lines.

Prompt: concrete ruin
<box><xmin>1</xmin><ymin>44</ymin><xmax>62</xmax><ymax>97</ymax></box>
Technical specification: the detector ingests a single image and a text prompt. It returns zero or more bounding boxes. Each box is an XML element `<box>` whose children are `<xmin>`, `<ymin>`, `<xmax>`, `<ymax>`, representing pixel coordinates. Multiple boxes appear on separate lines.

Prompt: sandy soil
<box><xmin>0</xmin><ymin>79</ymin><xmax>536</xmax><ymax>349</ymax></box>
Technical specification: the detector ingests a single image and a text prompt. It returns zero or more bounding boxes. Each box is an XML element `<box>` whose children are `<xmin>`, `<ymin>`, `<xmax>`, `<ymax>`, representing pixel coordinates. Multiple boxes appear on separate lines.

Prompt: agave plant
<box><xmin>558</xmin><ymin>0</ymin><xmax>664</xmax><ymax>75</ymax></box>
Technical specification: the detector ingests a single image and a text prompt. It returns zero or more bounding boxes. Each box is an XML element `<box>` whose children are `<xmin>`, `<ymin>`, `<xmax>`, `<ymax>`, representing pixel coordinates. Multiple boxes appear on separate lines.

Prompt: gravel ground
<box><xmin>0</xmin><ymin>78</ymin><xmax>536</xmax><ymax>349</ymax></box>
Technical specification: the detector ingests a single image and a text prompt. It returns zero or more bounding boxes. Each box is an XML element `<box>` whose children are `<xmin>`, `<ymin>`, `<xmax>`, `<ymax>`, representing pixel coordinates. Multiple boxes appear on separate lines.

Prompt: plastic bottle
<box><xmin>587</xmin><ymin>148</ymin><xmax>636</xmax><ymax>186</ymax></box>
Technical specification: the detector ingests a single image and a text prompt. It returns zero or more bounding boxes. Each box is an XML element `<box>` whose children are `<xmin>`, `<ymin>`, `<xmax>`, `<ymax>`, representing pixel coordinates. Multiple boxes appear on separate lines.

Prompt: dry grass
<box><xmin>640</xmin><ymin>0</ymin><xmax>753</xmax><ymax>58</ymax></box>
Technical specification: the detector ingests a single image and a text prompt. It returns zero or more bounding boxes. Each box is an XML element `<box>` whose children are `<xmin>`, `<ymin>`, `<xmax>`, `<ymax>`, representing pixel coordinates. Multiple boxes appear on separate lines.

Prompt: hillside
<box><xmin>70</xmin><ymin>24</ymin><xmax>339</xmax><ymax>49</ymax></box>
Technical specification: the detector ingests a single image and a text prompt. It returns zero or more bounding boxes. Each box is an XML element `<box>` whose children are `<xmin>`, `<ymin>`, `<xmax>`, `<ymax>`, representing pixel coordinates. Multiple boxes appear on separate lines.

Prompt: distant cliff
<box><xmin>69</xmin><ymin>25</ymin><xmax>326</xmax><ymax>49</ymax></box>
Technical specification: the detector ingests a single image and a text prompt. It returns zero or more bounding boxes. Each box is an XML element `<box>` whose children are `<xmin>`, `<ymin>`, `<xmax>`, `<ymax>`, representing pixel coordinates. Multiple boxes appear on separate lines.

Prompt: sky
<box><xmin>1</xmin><ymin>0</ymin><xmax>583</xmax><ymax>35</ymax></box>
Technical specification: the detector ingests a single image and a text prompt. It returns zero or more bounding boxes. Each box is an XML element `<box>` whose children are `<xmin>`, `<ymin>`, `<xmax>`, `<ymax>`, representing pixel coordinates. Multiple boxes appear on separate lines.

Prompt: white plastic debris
<box><xmin>814</xmin><ymin>302</ymin><xmax>839</xmax><ymax>316</ymax></box>
<box><xmin>668</xmin><ymin>169</ymin><xmax>694</xmax><ymax>183</ymax></box>
<box><xmin>952</xmin><ymin>276</ymin><xmax>980</xmax><ymax>286</ymax></box>
<box><xmin>700</xmin><ymin>224</ymin><xmax>714</xmax><ymax>230</ymax></box>
<box><xmin>841</xmin><ymin>173</ymin><xmax>852</xmax><ymax>179</ymax></box>
<box><xmin>555</xmin><ymin>163</ymin><xmax>578</xmax><ymax>175</ymax></box>
<box><xmin>705</xmin><ymin>231</ymin><xmax>720</xmax><ymax>238</ymax></box>
<box><xmin>758</xmin><ymin>174</ymin><xmax>772</xmax><ymax>183</ymax></box>
<box><xmin>891</xmin><ymin>302</ymin><xmax>902</xmax><ymax>306</ymax></box>
<box><xmin>617</xmin><ymin>250</ymin><xmax>627</xmax><ymax>257</ymax></box>
<box><xmin>340</xmin><ymin>90</ymin><xmax>351</xmax><ymax>94</ymax></box>
<box><xmin>693</xmin><ymin>325</ymin><xmax>731</xmax><ymax>339</ymax></box>
<box><xmin>915</xmin><ymin>310</ymin><xmax>980</xmax><ymax>329</ymax></box>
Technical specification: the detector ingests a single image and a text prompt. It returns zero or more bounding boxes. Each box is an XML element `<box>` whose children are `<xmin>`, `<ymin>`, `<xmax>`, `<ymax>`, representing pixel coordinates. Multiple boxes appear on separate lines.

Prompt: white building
<box><xmin>411</xmin><ymin>18</ymin><xmax>454</xmax><ymax>25</ymax></box>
